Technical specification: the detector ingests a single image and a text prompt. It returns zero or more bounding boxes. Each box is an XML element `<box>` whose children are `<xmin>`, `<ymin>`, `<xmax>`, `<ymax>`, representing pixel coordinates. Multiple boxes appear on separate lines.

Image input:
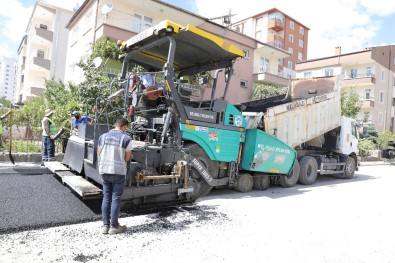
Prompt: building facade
<box><xmin>232</xmin><ymin>8</ymin><xmax>309</xmax><ymax>80</ymax></box>
<box><xmin>296</xmin><ymin>45</ymin><xmax>395</xmax><ymax>134</ymax></box>
<box><xmin>16</xmin><ymin>2</ymin><xmax>72</xmax><ymax>103</ymax></box>
<box><xmin>64</xmin><ymin>0</ymin><xmax>297</xmax><ymax>104</ymax></box>
<box><xmin>0</xmin><ymin>57</ymin><xmax>17</xmax><ymax>102</ymax></box>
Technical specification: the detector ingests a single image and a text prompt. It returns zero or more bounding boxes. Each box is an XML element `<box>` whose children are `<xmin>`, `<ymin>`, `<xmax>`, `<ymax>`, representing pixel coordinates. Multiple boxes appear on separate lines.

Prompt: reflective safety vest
<box><xmin>42</xmin><ymin>117</ymin><xmax>57</xmax><ymax>136</ymax></box>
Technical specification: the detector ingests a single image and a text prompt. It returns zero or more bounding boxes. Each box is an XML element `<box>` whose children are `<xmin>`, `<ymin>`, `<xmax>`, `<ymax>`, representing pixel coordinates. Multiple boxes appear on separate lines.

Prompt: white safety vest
<box><xmin>98</xmin><ymin>133</ymin><xmax>127</xmax><ymax>175</ymax></box>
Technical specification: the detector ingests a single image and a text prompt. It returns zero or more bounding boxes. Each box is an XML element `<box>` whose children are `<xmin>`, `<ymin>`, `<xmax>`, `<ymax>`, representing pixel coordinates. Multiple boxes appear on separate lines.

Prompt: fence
<box><xmin>0</xmin><ymin>123</ymin><xmax>66</xmax><ymax>154</ymax></box>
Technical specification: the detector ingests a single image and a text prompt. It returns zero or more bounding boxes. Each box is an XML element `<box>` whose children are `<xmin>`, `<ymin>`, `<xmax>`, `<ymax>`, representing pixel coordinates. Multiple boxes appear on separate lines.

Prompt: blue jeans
<box><xmin>42</xmin><ymin>135</ymin><xmax>55</xmax><ymax>162</ymax></box>
<box><xmin>101</xmin><ymin>174</ymin><xmax>125</xmax><ymax>227</ymax></box>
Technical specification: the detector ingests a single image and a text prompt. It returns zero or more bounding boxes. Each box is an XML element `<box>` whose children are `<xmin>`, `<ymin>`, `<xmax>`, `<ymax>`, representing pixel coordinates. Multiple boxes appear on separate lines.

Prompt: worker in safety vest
<box><xmin>41</xmin><ymin>109</ymin><xmax>57</xmax><ymax>165</ymax></box>
<box><xmin>0</xmin><ymin>109</ymin><xmax>11</xmax><ymax>151</ymax></box>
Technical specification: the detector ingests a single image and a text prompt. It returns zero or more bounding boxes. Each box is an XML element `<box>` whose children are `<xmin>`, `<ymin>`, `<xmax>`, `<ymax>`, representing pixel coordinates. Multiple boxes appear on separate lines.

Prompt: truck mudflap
<box><xmin>190</xmin><ymin>156</ymin><xmax>229</xmax><ymax>186</ymax></box>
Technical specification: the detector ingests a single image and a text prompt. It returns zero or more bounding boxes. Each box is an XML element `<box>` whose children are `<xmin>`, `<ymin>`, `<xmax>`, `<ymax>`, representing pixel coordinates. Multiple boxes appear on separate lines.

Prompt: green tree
<box><xmin>340</xmin><ymin>88</ymin><xmax>361</xmax><ymax>118</ymax></box>
<box><xmin>358</xmin><ymin>139</ymin><xmax>376</xmax><ymax>157</ymax></box>
<box><xmin>252</xmin><ymin>83</ymin><xmax>286</xmax><ymax>100</ymax></box>
<box><xmin>377</xmin><ymin>130</ymin><xmax>395</xmax><ymax>149</ymax></box>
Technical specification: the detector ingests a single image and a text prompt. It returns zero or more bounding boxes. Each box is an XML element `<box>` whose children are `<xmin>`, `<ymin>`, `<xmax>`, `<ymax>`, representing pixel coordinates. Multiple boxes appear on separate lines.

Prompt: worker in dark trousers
<box><xmin>41</xmin><ymin>109</ymin><xmax>57</xmax><ymax>166</ymax></box>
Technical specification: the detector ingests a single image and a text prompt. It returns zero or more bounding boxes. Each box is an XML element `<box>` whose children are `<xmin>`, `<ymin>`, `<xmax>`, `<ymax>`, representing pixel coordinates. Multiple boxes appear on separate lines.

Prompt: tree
<box><xmin>252</xmin><ymin>83</ymin><xmax>286</xmax><ymax>100</ymax></box>
<box><xmin>377</xmin><ymin>130</ymin><xmax>395</xmax><ymax>149</ymax></box>
<box><xmin>340</xmin><ymin>88</ymin><xmax>361</xmax><ymax>118</ymax></box>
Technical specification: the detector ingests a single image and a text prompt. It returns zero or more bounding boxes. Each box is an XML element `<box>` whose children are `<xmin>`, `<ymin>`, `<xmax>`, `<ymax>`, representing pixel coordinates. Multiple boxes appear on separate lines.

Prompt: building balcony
<box><xmin>29</xmin><ymin>56</ymin><xmax>51</xmax><ymax>70</ymax></box>
<box><xmin>253</xmin><ymin>65</ymin><xmax>291</xmax><ymax>87</ymax></box>
<box><xmin>267</xmin><ymin>35</ymin><xmax>284</xmax><ymax>49</ymax></box>
<box><xmin>361</xmin><ymin>99</ymin><xmax>375</xmax><ymax>109</ymax></box>
<box><xmin>268</xmin><ymin>19</ymin><xmax>284</xmax><ymax>31</ymax></box>
<box><xmin>35</xmin><ymin>27</ymin><xmax>53</xmax><ymax>42</ymax></box>
<box><xmin>342</xmin><ymin>73</ymin><xmax>376</xmax><ymax>87</ymax></box>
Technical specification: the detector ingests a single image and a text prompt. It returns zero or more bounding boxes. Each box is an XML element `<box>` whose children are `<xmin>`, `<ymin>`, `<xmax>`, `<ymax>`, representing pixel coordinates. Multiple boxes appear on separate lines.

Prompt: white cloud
<box><xmin>195</xmin><ymin>0</ymin><xmax>395</xmax><ymax>59</ymax></box>
<box><xmin>0</xmin><ymin>0</ymin><xmax>32</xmax><ymax>42</ymax></box>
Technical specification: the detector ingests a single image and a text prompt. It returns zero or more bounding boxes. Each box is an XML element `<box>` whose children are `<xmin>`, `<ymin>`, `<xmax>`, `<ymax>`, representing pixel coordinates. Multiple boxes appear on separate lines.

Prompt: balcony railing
<box><xmin>342</xmin><ymin>73</ymin><xmax>376</xmax><ymax>87</ymax></box>
<box><xmin>361</xmin><ymin>100</ymin><xmax>375</xmax><ymax>108</ymax></box>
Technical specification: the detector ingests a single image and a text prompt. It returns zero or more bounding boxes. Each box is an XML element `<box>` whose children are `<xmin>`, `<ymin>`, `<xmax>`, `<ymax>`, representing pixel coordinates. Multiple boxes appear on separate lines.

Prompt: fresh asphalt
<box><xmin>0</xmin><ymin>164</ymin><xmax>102</xmax><ymax>234</ymax></box>
<box><xmin>0</xmin><ymin>161</ymin><xmax>390</xmax><ymax>235</ymax></box>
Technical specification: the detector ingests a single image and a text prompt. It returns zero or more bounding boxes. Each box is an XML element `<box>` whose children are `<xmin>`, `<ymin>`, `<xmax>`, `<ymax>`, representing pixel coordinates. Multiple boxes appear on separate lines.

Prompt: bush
<box><xmin>358</xmin><ymin>139</ymin><xmax>376</xmax><ymax>157</ymax></box>
<box><xmin>3</xmin><ymin>139</ymin><xmax>42</xmax><ymax>153</ymax></box>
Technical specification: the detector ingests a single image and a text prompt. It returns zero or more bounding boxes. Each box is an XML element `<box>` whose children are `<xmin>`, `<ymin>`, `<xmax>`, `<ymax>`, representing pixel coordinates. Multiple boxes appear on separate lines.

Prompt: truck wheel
<box><xmin>279</xmin><ymin>160</ymin><xmax>300</xmax><ymax>187</ymax></box>
<box><xmin>298</xmin><ymin>156</ymin><xmax>318</xmax><ymax>185</ymax></box>
<box><xmin>235</xmin><ymin>173</ymin><xmax>253</xmax><ymax>192</ymax></box>
<box><xmin>187</xmin><ymin>143</ymin><xmax>219</xmax><ymax>196</ymax></box>
<box><xmin>340</xmin><ymin>156</ymin><xmax>356</xmax><ymax>179</ymax></box>
<box><xmin>252</xmin><ymin>173</ymin><xmax>270</xmax><ymax>190</ymax></box>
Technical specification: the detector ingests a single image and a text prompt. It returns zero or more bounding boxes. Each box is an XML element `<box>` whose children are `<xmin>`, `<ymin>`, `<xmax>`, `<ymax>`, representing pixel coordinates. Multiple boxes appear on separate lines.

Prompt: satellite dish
<box><xmin>93</xmin><ymin>57</ymin><xmax>103</xmax><ymax>68</ymax></box>
<box><xmin>101</xmin><ymin>3</ymin><xmax>113</xmax><ymax>16</ymax></box>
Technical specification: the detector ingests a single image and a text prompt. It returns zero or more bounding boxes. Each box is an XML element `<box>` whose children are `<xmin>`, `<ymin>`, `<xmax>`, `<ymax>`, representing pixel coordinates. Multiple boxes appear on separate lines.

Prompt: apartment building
<box><xmin>0</xmin><ymin>57</ymin><xmax>17</xmax><ymax>102</ymax></box>
<box><xmin>296</xmin><ymin>45</ymin><xmax>395</xmax><ymax>134</ymax></box>
<box><xmin>64</xmin><ymin>0</ymin><xmax>295</xmax><ymax>104</ymax></box>
<box><xmin>16</xmin><ymin>1</ymin><xmax>73</xmax><ymax>103</ymax></box>
<box><xmin>232</xmin><ymin>8</ymin><xmax>309</xmax><ymax>81</ymax></box>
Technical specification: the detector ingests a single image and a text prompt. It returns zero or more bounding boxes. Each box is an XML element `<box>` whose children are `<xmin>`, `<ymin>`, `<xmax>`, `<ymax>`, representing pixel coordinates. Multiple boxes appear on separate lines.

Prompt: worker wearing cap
<box><xmin>41</xmin><ymin>109</ymin><xmax>57</xmax><ymax>165</ymax></box>
<box><xmin>71</xmin><ymin>110</ymin><xmax>93</xmax><ymax>135</ymax></box>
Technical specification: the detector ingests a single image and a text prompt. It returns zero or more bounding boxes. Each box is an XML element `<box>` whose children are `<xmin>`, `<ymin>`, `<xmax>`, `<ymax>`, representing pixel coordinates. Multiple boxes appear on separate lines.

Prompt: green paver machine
<box><xmin>61</xmin><ymin>20</ymin><xmax>296</xmax><ymax>210</ymax></box>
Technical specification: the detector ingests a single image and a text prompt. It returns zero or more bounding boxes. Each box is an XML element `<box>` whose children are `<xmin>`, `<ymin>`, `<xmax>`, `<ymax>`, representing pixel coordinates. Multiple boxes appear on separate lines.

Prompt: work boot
<box><xmin>108</xmin><ymin>225</ymin><xmax>127</xmax><ymax>235</ymax></box>
<box><xmin>101</xmin><ymin>225</ymin><xmax>110</xmax><ymax>234</ymax></box>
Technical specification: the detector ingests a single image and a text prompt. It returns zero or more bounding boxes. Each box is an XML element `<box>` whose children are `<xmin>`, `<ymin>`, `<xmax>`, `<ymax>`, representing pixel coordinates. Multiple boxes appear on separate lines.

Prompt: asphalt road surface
<box><xmin>0</xmin><ymin>169</ymin><xmax>101</xmax><ymax>234</ymax></box>
<box><xmin>0</xmin><ymin>162</ymin><xmax>395</xmax><ymax>262</ymax></box>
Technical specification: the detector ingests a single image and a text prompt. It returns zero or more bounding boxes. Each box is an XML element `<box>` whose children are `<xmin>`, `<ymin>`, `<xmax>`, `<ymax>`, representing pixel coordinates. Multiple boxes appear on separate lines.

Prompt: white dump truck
<box><xmin>241</xmin><ymin>76</ymin><xmax>360</xmax><ymax>187</ymax></box>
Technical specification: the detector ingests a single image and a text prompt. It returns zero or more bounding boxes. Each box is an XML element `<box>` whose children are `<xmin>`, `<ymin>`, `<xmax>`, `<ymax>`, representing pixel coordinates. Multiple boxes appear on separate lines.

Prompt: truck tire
<box><xmin>298</xmin><ymin>156</ymin><xmax>318</xmax><ymax>185</ymax></box>
<box><xmin>338</xmin><ymin>156</ymin><xmax>356</xmax><ymax>179</ymax></box>
<box><xmin>235</xmin><ymin>173</ymin><xmax>253</xmax><ymax>192</ymax></box>
<box><xmin>252</xmin><ymin>173</ymin><xmax>270</xmax><ymax>190</ymax></box>
<box><xmin>278</xmin><ymin>160</ymin><xmax>300</xmax><ymax>188</ymax></box>
<box><xmin>187</xmin><ymin>143</ymin><xmax>219</xmax><ymax>196</ymax></box>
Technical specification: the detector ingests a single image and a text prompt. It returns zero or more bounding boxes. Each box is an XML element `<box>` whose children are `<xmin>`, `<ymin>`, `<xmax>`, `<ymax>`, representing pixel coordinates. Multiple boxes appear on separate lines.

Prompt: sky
<box><xmin>0</xmin><ymin>0</ymin><xmax>394</xmax><ymax>60</ymax></box>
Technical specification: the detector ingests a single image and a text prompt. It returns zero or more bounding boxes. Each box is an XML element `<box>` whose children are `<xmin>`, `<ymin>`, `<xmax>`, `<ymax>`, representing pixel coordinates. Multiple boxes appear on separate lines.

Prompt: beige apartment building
<box><xmin>64</xmin><ymin>0</ymin><xmax>295</xmax><ymax>104</ymax></box>
<box><xmin>16</xmin><ymin>1</ymin><xmax>72</xmax><ymax>103</ymax></box>
<box><xmin>296</xmin><ymin>46</ymin><xmax>395</xmax><ymax>133</ymax></box>
<box><xmin>232</xmin><ymin>8</ymin><xmax>309</xmax><ymax>81</ymax></box>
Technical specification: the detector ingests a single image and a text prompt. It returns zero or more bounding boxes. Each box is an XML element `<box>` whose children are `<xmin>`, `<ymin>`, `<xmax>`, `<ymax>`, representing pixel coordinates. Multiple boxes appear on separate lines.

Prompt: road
<box><xmin>0</xmin><ymin>163</ymin><xmax>394</xmax><ymax>263</ymax></box>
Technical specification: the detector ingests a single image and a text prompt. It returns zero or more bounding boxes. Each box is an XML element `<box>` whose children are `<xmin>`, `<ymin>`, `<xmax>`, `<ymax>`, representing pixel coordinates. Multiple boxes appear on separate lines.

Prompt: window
<box><xmin>324</xmin><ymin>68</ymin><xmax>334</xmax><ymax>76</ymax></box>
<box><xmin>240</xmin><ymin>80</ymin><xmax>248</xmax><ymax>88</ymax></box>
<box><xmin>380</xmin><ymin>91</ymin><xmax>384</xmax><ymax>102</ymax></box>
<box><xmin>256</xmin><ymin>17</ymin><xmax>263</xmax><ymax>27</ymax></box>
<box><xmin>351</xmin><ymin>68</ymin><xmax>357</xmax><ymax>78</ymax></box>
<box><xmin>365</xmin><ymin>89</ymin><xmax>371</xmax><ymax>99</ymax></box>
<box><xmin>289</xmin><ymin>34</ymin><xmax>294</xmax><ymax>43</ymax></box>
<box><xmin>132</xmin><ymin>14</ymin><xmax>153</xmax><ymax>33</ymax></box>
<box><xmin>299</xmin><ymin>27</ymin><xmax>304</xmax><ymax>35</ymax></box>
<box><xmin>243</xmin><ymin>49</ymin><xmax>250</xmax><ymax>59</ymax></box>
<box><xmin>288</xmin><ymin>47</ymin><xmax>293</xmax><ymax>54</ymax></box>
<box><xmin>39</xmin><ymin>24</ymin><xmax>47</xmax><ymax>30</ymax></box>
<box><xmin>288</xmin><ymin>61</ymin><xmax>293</xmax><ymax>69</ymax></box>
<box><xmin>366</xmin><ymin>67</ymin><xmax>372</xmax><ymax>77</ymax></box>
<box><xmin>290</xmin><ymin>21</ymin><xmax>294</xmax><ymax>30</ymax></box>
<box><xmin>84</xmin><ymin>10</ymin><xmax>93</xmax><ymax>27</ymax></box>
<box><xmin>255</xmin><ymin>31</ymin><xmax>262</xmax><ymax>40</ymax></box>
<box><xmin>299</xmin><ymin>39</ymin><xmax>304</xmax><ymax>48</ymax></box>
<box><xmin>298</xmin><ymin>52</ymin><xmax>303</xmax><ymax>61</ymax></box>
<box><xmin>381</xmin><ymin>71</ymin><xmax>385</xmax><ymax>80</ymax></box>
<box><xmin>37</xmin><ymin>50</ymin><xmax>44</xmax><ymax>58</ymax></box>
<box><xmin>304</xmin><ymin>71</ymin><xmax>312</xmax><ymax>78</ymax></box>
<box><xmin>378</xmin><ymin>112</ymin><xmax>383</xmax><ymax>125</ymax></box>
<box><xmin>259</xmin><ymin>57</ymin><xmax>270</xmax><ymax>72</ymax></box>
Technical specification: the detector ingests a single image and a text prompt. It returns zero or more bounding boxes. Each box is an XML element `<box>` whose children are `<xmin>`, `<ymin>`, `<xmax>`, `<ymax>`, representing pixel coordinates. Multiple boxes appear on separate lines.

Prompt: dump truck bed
<box><xmin>263</xmin><ymin>77</ymin><xmax>341</xmax><ymax>148</ymax></box>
